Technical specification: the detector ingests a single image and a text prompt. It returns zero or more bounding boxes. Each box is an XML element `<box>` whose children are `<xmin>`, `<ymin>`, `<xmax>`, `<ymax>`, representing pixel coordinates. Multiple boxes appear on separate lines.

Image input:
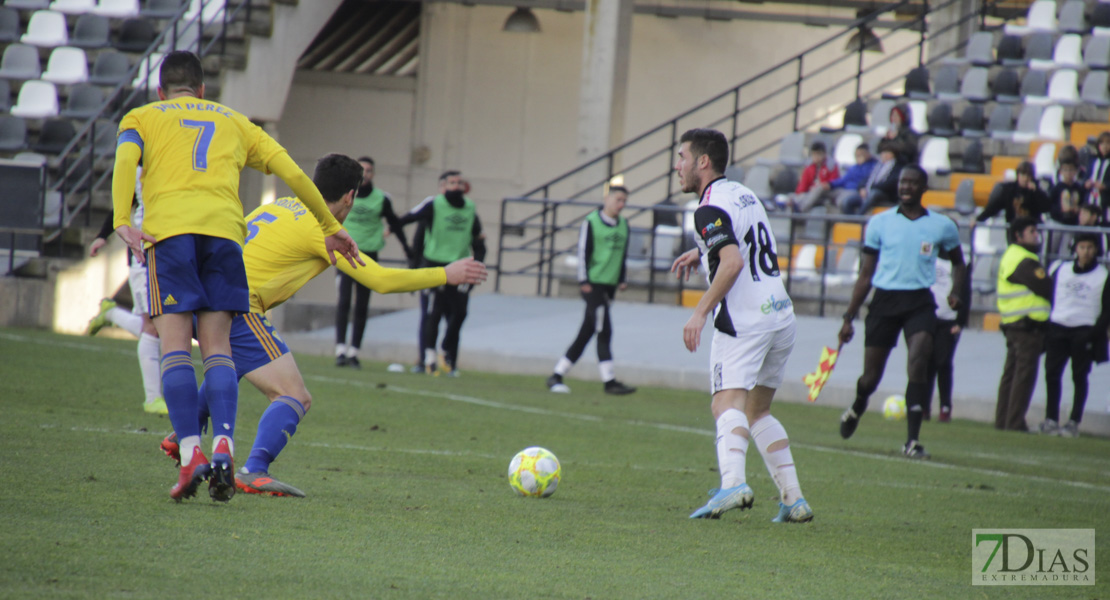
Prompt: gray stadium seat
<box><xmin>0</xmin><ymin>115</ymin><xmax>28</xmax><ymax>152</ymax></box>
<box><xmin>0</xmin><ymin>43</ymin><xmax>42</xmax><ymax>80</ymax></box>
<box><xmin>0</xmin><ymin>78</ymin><xmax>8</xmax><ymax>112</ymax></box>
<box><xmin>997</xmin><ymin>34</ymin><xmax>1024</xmax><ymax>66</ymax></box>
<box><xmin>742</xmin><ymin>164</ymin><xmax>772</xmax><ymax>201</ymax></box>
<box><xmin>904</xmin><ymin>66</ymin><xmax>931</xmax><ymax>99</ymax></box>
<box><xmin>927</xmin><ymin>102</ymin><xmax>956</xmax><ymax>136</ymax></box>
<box><xmin>1012</xmin><ymin>104</ymin><xmax>1044</xmax><ymax>142</ymax></box>
<box><xmin>70</xmin><ymin>13</ymin><xmax>111</xmax><ymax>49</ymax></box>
<box><xmin>1081</xmin><ymin>70</ymin><xmax>1110</xmax><ymax>107</ymax></box>
<box><xmin>994</xmin><ymin>68</ymin><xmax>1021</xmax><ymax>103</ymax></box>
<box><xmin>4</xmin><ymin>0</ymin><xmax>49</xmax><ymax>9</ymax></box>
<box><xmin>954</xmin><ymin>178</ymin><xmax>976</xmax><ymax>215</ymax></box>
<box><xmin>32</xmin><ymin>118</ymin><xmax>76</xmax><ymax>154</ymax></box>
<box><xmin>960</xmin><ymin>66</ymin><xmax>990</xmax><ymax>102</ymax></box>
<box><xmin>115</xmin><ymin>18</ymin><xmax>155</xmax><ymax>53</ymax></box>
<box><xmin>88</xmin><ymin>50</ymin><xmax>130</xmax><ymax>85</ymax></box>
<box><xmin>960</xmin><ymin>139</ymin><xmax>985</xmax><ymax>173</ymax></box>
<box><xmin>758</xmin><ymin>130</ymin><xmax>807</xmax><ymax>168</ymax></box>
<box><xmin>93</xmin><ymin>119</ymin><xmax>117</xmax><ymax>156</ymax></box>
<box><xmin>987</xmin><ymin>104</ymin><xmax>1015</xmax><ymax>139</ymax></box>
<box><xmin>966</xmin><ymin>31</ymin><xmax>996</xmax><ymax>66</ymax></box>
<box><xmin>1020</xmin><ymin>68</ymin><xmax>1048</xmax><ymax>98</ymax></box>
<box><xmin>960</xmin><ymin>104</ymin><xmax>986</xmax><ymax>137</ymax></box>
<box><xmin>60</xmin><ymin>83</ymin><xmax>106</xmax><ymax>119</ymax></box>
<box><xmin>934</xmin><ymin>64</ymin><xmax>962</xmax><ymax>101</ymax></box>
<box><xmin>142</xmin><ymin>0</ymin><xmax>186</xmax><ymax>18</ymax></box>
<box><xmin>0</xmin><ymin>6</ymin><xmax>18</xmax><ymax>43</ymax></box>
<box><xmin>1059</xmin><ymin>0</ymin><xmax>1088</xmax><ymax>34</ymax></box>
<box><xmin>870</xmin><ymin>99</ymin><xmax>895</xmax><ymax>133</ymax></box>
<box><xmin>842</xmin><ymin>99</ymin><xmax>869</xmax><ymax>133</ymax></box>
<box><xmin>1084</xmin><ymin>35</ymin><xmax>1110</xmax><ymax>69</ymax></box>
<box><xmin>1024</xmin><ymin>33</ymin><xmax>1054</xmax><ymax>66</ymax></box>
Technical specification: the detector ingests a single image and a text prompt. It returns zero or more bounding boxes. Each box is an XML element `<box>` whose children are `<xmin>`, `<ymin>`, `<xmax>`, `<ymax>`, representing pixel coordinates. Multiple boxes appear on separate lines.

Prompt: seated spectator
<box><xmin>885</xmin><ymin>103</ymin><xmax>919</xmax><ymax>165</ymax></box>
<box><xmin>1084</xmin><ymin>131</ymin><xmax>1110</xmax><ymax>219</ymax></box>
<box><xmin>1039</xmin><ymin>233</ymin><xmax>1110</xmax><ymax>438</ymax></box>
<box><xmin>1047</xmin><ymin>160</ymin><xmax>1085</xmax><ymax>255</ymax></box>
<box><xmin>975</xmin><ymin>161</ymin><xmax>1051</xmax><ymax>226</ymax></box>
<box><xmin>841</xmin><ymin>140</ymin><xmax>903</xmax><ymax>215</ymax></box>
<box><xmin>825</xmin><ymin>144</ymin><xmax>878</xmax><ymax>213</ymax></box>
<box><xmin>788</xmin><ymin>141</ymin><xmax>839</xmax><ymax>212</ymax></box>
<box><xmin>1055</xmin><ymin>144</ymin><xmax>1085</xmax><ymax>183</ymax></box>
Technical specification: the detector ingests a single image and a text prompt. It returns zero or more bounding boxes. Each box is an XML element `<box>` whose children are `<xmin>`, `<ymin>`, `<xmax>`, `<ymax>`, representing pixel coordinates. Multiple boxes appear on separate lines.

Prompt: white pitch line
<box><xmin>306</xmin><ymin>374</ymin><xmax>1110</xmax><ymax>494</ymax></box>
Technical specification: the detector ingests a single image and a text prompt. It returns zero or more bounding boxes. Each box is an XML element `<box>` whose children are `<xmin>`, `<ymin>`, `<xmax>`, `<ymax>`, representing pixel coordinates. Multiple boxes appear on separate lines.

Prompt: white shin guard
<box><xmin>715</xmin><ymin>408</ymin><xmax>749</xmax><ymax>489</ymax></box>
<box><xmin>751</xmin><ymin>415</ymin><xmax>803</xmax><ymax>506</ymax></box>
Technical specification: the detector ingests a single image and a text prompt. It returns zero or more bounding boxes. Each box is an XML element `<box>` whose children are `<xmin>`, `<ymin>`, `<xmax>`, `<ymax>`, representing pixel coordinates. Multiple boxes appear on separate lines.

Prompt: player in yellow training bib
<box><xmin>159</xmin><ymin>154</ymin><xmax>487</xmax><ymax>497</ymax></box>
<box><xmin>111</xmin><ymin>51</ymin><xmax>363</xmax><ymax>503</ymax></box>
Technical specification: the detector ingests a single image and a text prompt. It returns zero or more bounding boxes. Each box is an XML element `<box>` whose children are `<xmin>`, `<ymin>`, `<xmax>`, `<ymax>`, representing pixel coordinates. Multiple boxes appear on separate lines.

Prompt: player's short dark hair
<box><xmin>901</xmin><ymin>163</ymin><xmax>927</xmax><ymax>185</ymax></box>
<box><xmin>358</xmin><ymin>156</ymin><xmax>374</xmax><ymax>166</ymax></box>
<box><xmin>679</xmin><ymin>128</ymin><xmax>729</xmax><ymax>174</ymax></box>
<box><xmin>314</xmin><ymin>153</ymin><xmax>363</xmax><ymax>204</ymax></box>
<box><xmin>608</xmin><ymin>185</ymin><xmax>629</xmax><ymax>196</ymax></box>
<box><xmin>1009</xmin><ymin>216</ymin><xmax>1040</xmax><ymax>243</ymax></box>
<box><xmin>1073</xmin><ymin>232</ymin><xmax>1104</xmax><ymax>256</ymax></box>
<box><xmin>439</xmin><ymin>170</ymin><xmax>461</xmax><ymax>182</ymax></box>
<box><xmin>159</xmin><ymin>51</ymin><xmax>203</xmax><ymax>95</ymax></box>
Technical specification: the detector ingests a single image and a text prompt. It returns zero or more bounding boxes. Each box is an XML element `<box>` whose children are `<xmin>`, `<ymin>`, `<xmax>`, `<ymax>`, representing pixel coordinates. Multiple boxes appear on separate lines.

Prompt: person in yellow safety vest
<box><xmin>994</xmin><ymin>217</ymin><xmax>1053</xmax><ymax>431</ymax></box>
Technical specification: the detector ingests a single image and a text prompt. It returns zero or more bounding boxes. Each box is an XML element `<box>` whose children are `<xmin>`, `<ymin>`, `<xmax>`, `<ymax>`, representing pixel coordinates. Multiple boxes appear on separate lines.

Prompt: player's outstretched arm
<box><xmin>444</xmin><ymin>258</ymin><xmax>488</xmax><ymax>286</ymax></box>
<box><xmin>338</xmin><ymin>251</ymin><xmax>446</xmax><ymax>293</ymax></box>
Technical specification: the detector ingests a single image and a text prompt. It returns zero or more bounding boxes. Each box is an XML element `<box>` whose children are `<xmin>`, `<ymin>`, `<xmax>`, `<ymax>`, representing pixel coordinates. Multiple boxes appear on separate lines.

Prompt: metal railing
<box><xmin>496</xmin><ymin>0</ymin><xmax>1018</xmax><ymax>298</ymax></box>
<box><xmin>40</xmin><ymin>0</ymin><xmax>258</xmax><ymax>248</ymax></box>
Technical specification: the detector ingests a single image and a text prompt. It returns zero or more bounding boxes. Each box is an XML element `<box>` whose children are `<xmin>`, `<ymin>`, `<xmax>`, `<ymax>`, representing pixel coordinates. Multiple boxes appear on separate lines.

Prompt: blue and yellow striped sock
<box><xmin>161</xmin><ymin>350</ymin><xmax>199</xmax><ymax>438</ymax></box>
<box><xmin>202</xmin><ymin>354</ymin><xmax>238</xmax><ymax>447</ymax></box>
<box><xmin>243</xmin><ymin>396</ymin><xmax>306</xmax><ymax>474</ymax></box>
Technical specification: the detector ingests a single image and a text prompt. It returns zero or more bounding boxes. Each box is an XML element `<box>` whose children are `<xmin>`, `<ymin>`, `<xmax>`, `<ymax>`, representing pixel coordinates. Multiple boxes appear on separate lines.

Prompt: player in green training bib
<box><xmin>546</xmin><ymin>186</ymin><xmax>636</xmax><ymax>395</ymax></box>
<box><xmin>334</xmin><ymin>157</ymin><xmax>411</xmax><ymax>368</ymax></box>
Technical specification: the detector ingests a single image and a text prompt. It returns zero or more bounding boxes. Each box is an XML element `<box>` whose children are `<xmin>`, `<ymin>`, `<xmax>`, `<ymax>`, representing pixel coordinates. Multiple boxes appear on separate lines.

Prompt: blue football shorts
<box><xmin>146</xmin><ymin>234</ymin><xmax>249</xmax><ymax>316</ymax></box>
<box><xmin>229</xmin><ymin>312</ymin><xmax>290</xmax><ymax>380</ymax></box>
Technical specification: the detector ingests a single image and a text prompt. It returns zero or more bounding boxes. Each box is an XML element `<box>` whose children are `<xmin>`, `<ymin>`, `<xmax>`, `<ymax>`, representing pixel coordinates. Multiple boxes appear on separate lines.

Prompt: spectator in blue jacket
<box><xmin>827</xmin><ymin>144</ymin><xmax>878</xmax><ymax>213</ymax></box>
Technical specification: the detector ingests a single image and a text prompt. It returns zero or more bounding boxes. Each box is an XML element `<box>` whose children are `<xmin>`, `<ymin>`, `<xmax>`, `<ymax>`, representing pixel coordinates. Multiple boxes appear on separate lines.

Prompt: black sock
<box><xmin>851</xmin><ymin>381</ymin><xmax>871</xmax><ymax>415</ymax></box>
<box><xmin>905</xmin><ymin>381</ymin><xmax>928</xmax><ymax>443</ymax></box>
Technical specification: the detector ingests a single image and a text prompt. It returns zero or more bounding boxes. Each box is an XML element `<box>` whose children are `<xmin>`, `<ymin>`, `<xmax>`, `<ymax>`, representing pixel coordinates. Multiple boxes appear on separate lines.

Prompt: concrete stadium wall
<box><xmin>267</xmin><ymin>4</ymin><xmax>921</xmax><ymax>315</ymax></box>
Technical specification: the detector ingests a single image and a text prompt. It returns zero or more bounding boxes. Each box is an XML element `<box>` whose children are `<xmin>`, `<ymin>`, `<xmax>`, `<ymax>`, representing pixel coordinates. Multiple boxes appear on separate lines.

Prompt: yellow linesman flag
<box><xmin>802</xmin><ymin>345</ymin><xmax>840</xmax><ymax>402</ymax></box>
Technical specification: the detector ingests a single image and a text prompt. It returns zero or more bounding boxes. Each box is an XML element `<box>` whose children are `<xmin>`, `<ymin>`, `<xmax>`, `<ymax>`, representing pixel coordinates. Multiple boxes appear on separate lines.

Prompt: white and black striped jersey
<box><xmin>694</xmin><ymin>177</ymin><xmax>795</xmax><ymax>335</ymax></box>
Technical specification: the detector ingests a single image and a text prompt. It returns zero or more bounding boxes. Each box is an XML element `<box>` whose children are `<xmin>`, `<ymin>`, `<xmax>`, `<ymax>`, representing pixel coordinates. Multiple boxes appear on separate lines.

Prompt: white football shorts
<box><xmin>128</xmin><ymin>261</ymin><xmax>149</xmax><ymax>316</ymax></box>
<box><xmin>709</xmin><ymin>319</ymin><xmax>795</xmax><ymax>393</ymax></box>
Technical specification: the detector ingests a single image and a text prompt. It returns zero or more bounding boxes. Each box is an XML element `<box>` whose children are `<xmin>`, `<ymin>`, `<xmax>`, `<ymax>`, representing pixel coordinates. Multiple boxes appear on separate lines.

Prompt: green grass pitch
<box><xmin>0</xmin><ymin>327</ymin><xmax>1104</xmax><ymax>599</ymax></box>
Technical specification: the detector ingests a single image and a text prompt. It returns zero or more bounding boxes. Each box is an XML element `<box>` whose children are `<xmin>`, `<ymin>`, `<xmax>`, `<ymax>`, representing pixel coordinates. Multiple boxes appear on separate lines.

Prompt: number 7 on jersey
<box><xmin>181</xmin><ymin>119</ymin><xmax>215</xmax><ymax>171</ymax></box>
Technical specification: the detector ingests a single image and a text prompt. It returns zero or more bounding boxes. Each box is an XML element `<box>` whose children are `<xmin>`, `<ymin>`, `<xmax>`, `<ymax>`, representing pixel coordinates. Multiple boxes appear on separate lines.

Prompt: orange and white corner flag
<box><xmin>802</xmin><ymin>345</ymin><xmax>840</xmax><ymax>402</ymax></box>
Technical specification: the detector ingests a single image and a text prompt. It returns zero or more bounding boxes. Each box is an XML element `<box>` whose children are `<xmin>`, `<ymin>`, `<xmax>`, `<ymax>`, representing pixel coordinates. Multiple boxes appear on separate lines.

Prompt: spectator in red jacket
<box><xmin>789</xmin><ymin>141</ymin><xmax>840</xmax><ymax>212</ymax></box>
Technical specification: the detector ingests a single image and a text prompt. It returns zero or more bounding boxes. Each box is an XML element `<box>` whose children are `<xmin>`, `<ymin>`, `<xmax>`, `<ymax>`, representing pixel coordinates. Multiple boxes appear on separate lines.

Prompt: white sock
<box><xmin>715</xmin><ymin>408</ymin><xmax>749</xmax><ymax>489</ymax></box>
<box><xmin>179</xmin><ymin>435</ymin><xmax>200</xmax><ymax>466</ymax></box>
<box><xmin>212</xmin><ymin>434</ymin><xmax>234</xmax><ymax>456</ymax></box>
<box><xmin>751</xmin><ymin>415</ymin><xmax>803</xmax><ymax>506</ymax></box>
<box><xmin>599</xmin><ymin>360</ymin><xmax>615</xmax><ymax>383</ymax></box>
<box><xmin>137</xmin><ymin>333</ymin><xmax>162</xmax><ymax>403</ymax></box>
<box><xmin>424</xmin><ymin>348</ymin><xmax>437</xmax><ymax>367</ymax></box>
<box><xmin>108</xmin><ymin>307</ymin><xmax>142</xmax><ymax>337</ymax></box>
<box><xmin>554</xmin><ymin>357</ymin><xmax>572</xmax><ymax>376</ymax></box>
<box><xmin>346</xmin><ymin>346</ymin><xmax>359</xmax><ymax>358</ymax></box>
<box><xmin>335</xmin><ymin>343</ymin><xmax>347</xmax><ymax>357</ymax></box>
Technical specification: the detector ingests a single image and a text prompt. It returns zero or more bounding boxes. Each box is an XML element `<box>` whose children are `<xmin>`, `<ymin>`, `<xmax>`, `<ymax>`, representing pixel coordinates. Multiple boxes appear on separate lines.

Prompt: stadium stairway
<box><xmin>280</xmin><ymin>293</ymin><xmax>1110</xmax><ymax>439</ymax></box>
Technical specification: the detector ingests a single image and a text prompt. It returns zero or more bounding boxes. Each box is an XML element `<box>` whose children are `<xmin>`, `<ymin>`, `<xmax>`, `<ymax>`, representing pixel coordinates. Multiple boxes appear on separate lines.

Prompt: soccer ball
<box><xmin>883</xmin><ymin>395</ymin><xmax>907</xmax><ymax>421</ymax></box>
<box><xmin>507</xmin><ymin>447</ymin><xmax>561</xmax><ymax>498</ymax></box>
